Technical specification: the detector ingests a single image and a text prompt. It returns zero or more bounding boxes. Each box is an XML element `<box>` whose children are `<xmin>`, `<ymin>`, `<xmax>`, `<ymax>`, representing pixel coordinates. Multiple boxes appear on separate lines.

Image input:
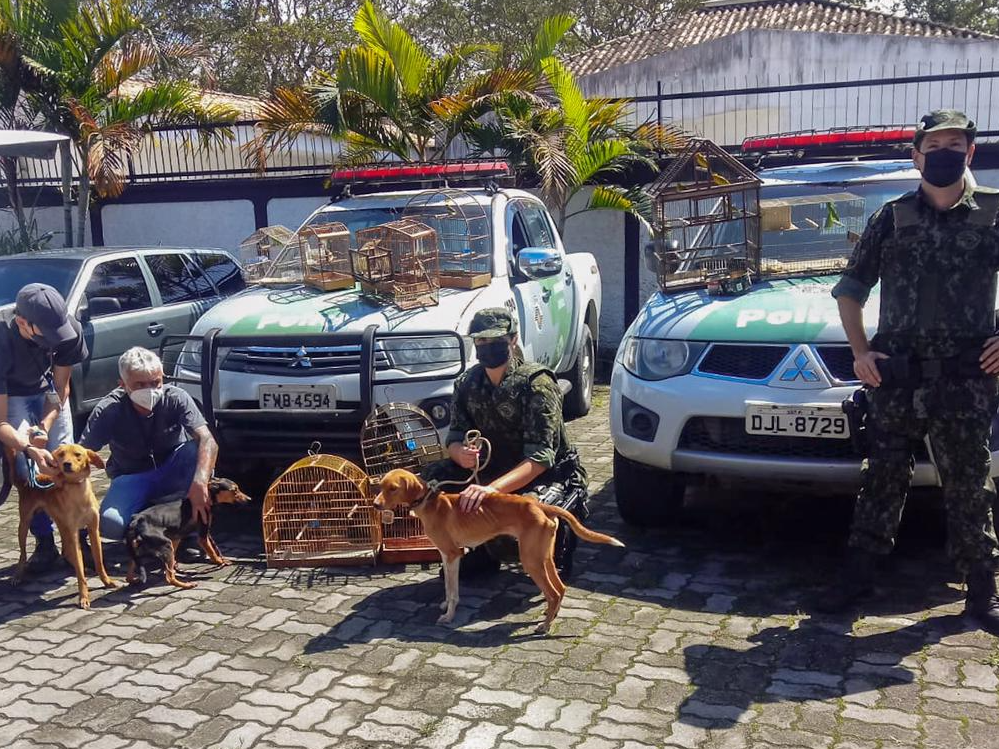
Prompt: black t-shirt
<box><xmin>0</xmin><ymin>308</ymin><xmax>88</xmax><ymax>396</ymax></box>
<box><xmin>80</xmin><ymin>385</ymin><xmax>207</xmax><ymax>478</ymax></box>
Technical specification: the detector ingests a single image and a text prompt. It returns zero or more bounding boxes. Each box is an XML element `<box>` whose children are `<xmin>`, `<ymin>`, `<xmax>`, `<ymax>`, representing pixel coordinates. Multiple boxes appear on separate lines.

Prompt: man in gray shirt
<box><xmin>80</xmin><ymin>347</ymin><xmax>217</xmax><ymax>540</ymax></box>
<box><xmin>0</xmin><ymin>284</ymin><xmax>88</xmax><ymax>569</ymax></box>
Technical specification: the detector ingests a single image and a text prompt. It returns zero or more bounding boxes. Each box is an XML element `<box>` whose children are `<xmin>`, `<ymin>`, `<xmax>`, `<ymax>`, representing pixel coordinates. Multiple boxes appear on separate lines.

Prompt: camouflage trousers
<box><xmin>849</xmin><ymin>377</ymin><xmax>999</xmax><ymax>572</ymax></box>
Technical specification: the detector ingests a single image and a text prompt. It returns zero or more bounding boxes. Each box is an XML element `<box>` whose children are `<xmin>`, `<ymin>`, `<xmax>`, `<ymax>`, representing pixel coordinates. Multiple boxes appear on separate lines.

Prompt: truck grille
<box><xmin>815</xmin><ymin>345</ymin><xmax>858</xmax><ymax>382</ymax></box>
<box><xmin>220</xmin><ymin>346</ymin><xmax>392</xmax><ymax>377</ymax></box>
<box><xmin>697</xmin><ymin>345</ymin><xmax>790</xmax><ymax>380</ymax></box>
<box><xmin>678</xmin><ymin>417</ymin><xmax>930</xmax><ymax>461</ymax></box>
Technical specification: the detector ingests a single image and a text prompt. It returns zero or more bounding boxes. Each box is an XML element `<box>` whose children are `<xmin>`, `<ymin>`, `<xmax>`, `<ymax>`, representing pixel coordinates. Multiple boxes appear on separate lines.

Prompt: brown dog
<box><xmin>374</xmin><ymin>468</ymin><xmax>624</xmax><ymax>633</ymax></box>
<box><xmin>8</xmin><ymin>444</ymin><xmax>120</xmax><ymax>609</ymax></box>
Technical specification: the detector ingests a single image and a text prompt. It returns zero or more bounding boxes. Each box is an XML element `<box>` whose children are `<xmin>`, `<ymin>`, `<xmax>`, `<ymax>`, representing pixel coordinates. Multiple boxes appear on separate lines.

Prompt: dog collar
<box><xmin>409</xmin><ymin>483</ymin><xmax>440</xmax><ymax>510</ymax></box>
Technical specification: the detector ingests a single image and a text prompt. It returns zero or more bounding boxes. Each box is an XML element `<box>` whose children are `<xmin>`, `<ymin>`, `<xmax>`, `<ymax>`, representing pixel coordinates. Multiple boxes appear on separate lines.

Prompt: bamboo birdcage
<box><xmin>351</xmin><ymin>219</ymin><xmax>440</xmax><ymax>309</ymax></box>
<box><xmin>404</xmin><ymin>189</ymin><xmax>491</xmax><ymax>289</ymax></box>
<box><xmin>262</xmin><ymin>454</ymin><xmax>380</xmax><ymax>567</ymax></box>
<box><xmin>300</xmin><ymin>221</ymin><xmax>354</xmax><ymax>291</ymax></box>
<box><xmin>361</xmin><ymin>403</ymin><xmax>444</xmax><ymax>563</ymax></box>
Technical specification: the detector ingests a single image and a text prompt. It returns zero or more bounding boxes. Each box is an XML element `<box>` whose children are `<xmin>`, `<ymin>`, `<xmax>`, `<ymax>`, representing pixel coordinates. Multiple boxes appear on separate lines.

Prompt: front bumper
<box><xmin>610</xmin><ymin>365</ymin><xmax>961</xmax><ymax>487</ymax></box>
<box><xmin>170</xmin><ymin>326</ymin><xmax>464</xmax><ymax>470</ymax></box>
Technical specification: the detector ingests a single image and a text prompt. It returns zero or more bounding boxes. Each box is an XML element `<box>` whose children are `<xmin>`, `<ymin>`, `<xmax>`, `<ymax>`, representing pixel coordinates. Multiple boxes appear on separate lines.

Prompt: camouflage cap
<box><xmin>914</xmin><ymin>109</ymin><xmax>976</xmax><ymax>149</ymax></box>
<box><xmin>468</xmin><ymin>307</ymin><xmax>517</xmax><ymax>339</ymax></box>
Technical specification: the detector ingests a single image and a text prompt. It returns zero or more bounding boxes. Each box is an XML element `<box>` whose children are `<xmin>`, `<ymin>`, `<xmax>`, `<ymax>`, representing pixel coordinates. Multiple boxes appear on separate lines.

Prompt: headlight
<box><xmin>381</xmin><ymin>336</ymin><xmax>463</xmax><ymax>374</ymax></box>
<box><xmin>176</xmin><ymin>341</ymin><xmax>202</xmax><ymax>373</ymax></box>
<box><xmin>619</xmin><ymin>337</ymin><xmax>702</xmax><ymax>380</ymax></box>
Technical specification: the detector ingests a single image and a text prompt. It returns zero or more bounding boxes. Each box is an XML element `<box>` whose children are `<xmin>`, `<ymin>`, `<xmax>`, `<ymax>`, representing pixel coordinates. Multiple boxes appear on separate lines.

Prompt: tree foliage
<box><xmin>890</xmin><ymin>0</ymin><xmax>999</xmax><ymax>35</ymax></box>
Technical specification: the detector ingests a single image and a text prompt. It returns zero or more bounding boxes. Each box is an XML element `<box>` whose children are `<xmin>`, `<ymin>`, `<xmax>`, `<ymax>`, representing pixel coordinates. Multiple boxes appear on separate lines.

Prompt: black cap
<box><xmin>914</xmin><ymin>109</ymin><xmax>976</xmax><ymax>149</ymax></box>
<box><xmin>468</xmin><ymin>307</ymin><xmax>517</xmax><ymax>339</ymax></box>
<box><xmin>14</xmin><ymin>283</ymin><xmax>77</xmax><ymax>346</ymax></box>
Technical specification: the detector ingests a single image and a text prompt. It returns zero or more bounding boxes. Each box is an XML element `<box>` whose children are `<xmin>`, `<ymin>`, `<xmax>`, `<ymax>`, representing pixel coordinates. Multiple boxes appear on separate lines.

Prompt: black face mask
<box><xmin>921</xmin><ymin>147</ymin><xmax>967</xmax><ymax>188</ymax></box>
<box><xmin>475</xmin><ymin>340</ymin><xmax>511</xmax><ymax>368</ymax></box>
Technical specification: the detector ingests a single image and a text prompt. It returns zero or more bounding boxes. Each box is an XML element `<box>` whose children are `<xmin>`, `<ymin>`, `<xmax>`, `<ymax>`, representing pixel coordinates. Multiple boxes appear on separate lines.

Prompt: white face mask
<box><xmin>129</xmin><ymin>386</ymin><xmax>164</xmax><ymax>412</ymax></box>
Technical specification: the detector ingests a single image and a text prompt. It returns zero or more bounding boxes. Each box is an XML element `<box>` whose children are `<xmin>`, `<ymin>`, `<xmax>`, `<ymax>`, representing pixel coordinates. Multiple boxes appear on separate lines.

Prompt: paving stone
<box><xmin>924</xmin><ymin>686</ymin><xmax>997</xmax><ymax>706</ymax></box>
<box><xmin>136</xmin><ymin>705</ymin><xmax>210</xmax><ymax>729</ymax></box>
<box><xmin>215</xmin><ymin>721</ymin><xmax>270</xmax><ymax>749</ymax></box>
<box><xmin>288</xmin><ymin>668</ymin><xmax>341</xmax><ymax>696</ymax></box>
<box><xmin>462</xmin><ymin>687</ymin><xmax>532</xmax><ymax>709</ymax></box>
<box><xmin>22</xmin><ymin>687</ymin><xmax>88</xmax><ymax>708</ymax></box>
<box><xmin>245</xmin><ymin>689</ymin><xmax>311</xmax><ymax>711</ymax></box>
<box><xmin>223</xmin><ymin>701</ymin><xmax>292</xmax><ymax>724</ymax></box>
<box><xmin>460</xmin><ymin>722</ymin><xmax>507</xmax><ymax>749</ymax></box>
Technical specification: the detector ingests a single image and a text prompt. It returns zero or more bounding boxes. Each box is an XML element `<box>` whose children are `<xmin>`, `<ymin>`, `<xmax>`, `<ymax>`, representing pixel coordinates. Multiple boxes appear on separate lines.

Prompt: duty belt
<box><xmin>875</xmin><ymin>350</ymin><xmax>990</xmax><ymax>388</ymax></box>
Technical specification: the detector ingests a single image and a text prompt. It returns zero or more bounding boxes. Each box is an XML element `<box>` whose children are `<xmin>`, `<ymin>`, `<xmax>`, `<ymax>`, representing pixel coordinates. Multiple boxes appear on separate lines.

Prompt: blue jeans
<box><xmin>100</xmin><ymin>440</ymin><xmax>199</xmax><ymax>540</ymax></box>
<box><xmin>5</xmin><ymin>394</ymin><xmax>73</xmax><ymax>538</ymax></box>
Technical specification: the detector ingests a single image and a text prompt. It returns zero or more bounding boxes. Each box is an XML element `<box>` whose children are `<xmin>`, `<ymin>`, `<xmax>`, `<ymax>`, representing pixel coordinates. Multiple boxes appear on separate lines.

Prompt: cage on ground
<box><xmin>262</xmin><ymin>454</ymin><xmax>380</xmax><ymax>567</ymax></box>
<box><xmin>360</xmin><ymin>403</ymin><xmax>445</xmax><ymax>564</ymax></box>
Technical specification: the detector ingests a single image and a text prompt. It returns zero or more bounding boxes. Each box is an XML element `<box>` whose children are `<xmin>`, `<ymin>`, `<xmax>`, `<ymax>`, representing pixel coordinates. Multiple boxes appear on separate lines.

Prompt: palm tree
<box><xmin>246</xmin><ymin>0</ymin><xmax>536</xmax><ymax>169</ymax></box>
<box><xmin>470</xmin><ymin>48</ymin><xmax>685</xmax><ymax>235</ymax></box>
<box><xmin>5</xmin><ymin>0</ymin><xmax>238</xmax><ymax>246</ymax></box>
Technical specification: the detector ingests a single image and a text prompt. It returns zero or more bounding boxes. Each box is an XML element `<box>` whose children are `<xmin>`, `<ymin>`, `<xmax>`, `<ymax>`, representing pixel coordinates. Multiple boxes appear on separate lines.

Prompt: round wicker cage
<box><xmin>361</xmin><ymin>403</ymin><xmax>444</xmax><ymax>562</ymax></box>
<box><xmin>262</xmin><ymin>454</ymin><xmax>380</xmax><ymax>567</ymax></box>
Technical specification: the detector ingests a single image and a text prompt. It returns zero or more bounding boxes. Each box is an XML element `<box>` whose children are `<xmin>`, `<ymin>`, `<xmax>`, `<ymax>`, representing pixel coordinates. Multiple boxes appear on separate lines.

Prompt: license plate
<box><xmin>745</xmin><ymin>403</ymin><xmax>849</xmax><ymax>439</ymax></box>
<box><xmin>259</xmin><ymin>384</ymin><xmax>336</xmax><ymax>411</ymax></box>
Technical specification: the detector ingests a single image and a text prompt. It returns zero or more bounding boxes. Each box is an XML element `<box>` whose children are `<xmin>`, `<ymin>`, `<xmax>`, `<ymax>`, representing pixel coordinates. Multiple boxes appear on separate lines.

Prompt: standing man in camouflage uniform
<box><xmin>423</xmin><ymin>308</ymin><xmax>587</xmax><ymax>575</ymax></box>
<box><xmin>825</xmin><ymin>110</ymin><xmax>999</xmax><ymax>634</ymax></box>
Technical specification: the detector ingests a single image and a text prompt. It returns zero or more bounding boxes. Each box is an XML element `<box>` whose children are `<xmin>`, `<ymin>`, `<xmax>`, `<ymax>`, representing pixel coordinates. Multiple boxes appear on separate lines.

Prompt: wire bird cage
<box><xmin>403</xmin><ymin>189</ymin><xmax>491</xmax><ymax>289</ymax></box>
<box><xmin>300</xmin><ymin>221</ymin><xmax>354</xmax><ymax>291</ymax></box>
<box><xmin>646</xmin><ymin>139</ymin><xmax>762</xmax><ymax>295</ymax></box>
<box><xmin>361</xmin><ymin>403</ymin><xmax>444</xmax><ymax>563</ymax></box>
<box><xmin>351</xmin><ymin>219</ymin><xmax>440</xmax><ymax>309</ymax></box>
<box><xmin>757</xmin><ymin>192</ymin><xmax>865</xmax><ymax>276</ymax></box>
<box><xmin>262</xmin><ymin>454</ymin><xmax>380</xmax><ymax>567</ymax></box>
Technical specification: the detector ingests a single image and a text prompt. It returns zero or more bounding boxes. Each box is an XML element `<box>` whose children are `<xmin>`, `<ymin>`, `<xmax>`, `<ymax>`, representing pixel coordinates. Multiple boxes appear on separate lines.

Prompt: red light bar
<box><xmin>742</xmin><ymin>127</ymin><xmax>916</xmax><ymax>153</ymax></box>
<box><xmin>331</xmin><ymin>160</ymin><xmax>509</xmax><ymax>182</ymax></box>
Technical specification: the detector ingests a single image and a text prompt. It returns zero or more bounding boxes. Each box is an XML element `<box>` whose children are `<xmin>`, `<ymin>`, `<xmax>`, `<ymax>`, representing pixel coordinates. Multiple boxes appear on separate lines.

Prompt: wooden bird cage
<box><xmin>351</xmin><ymin>219</ymin><xmax>440</xmax><ymax>309</ymax></box>
<box><xmin>403</xmin><ymin>189</ymin><xmax>491</xmax><ymax>289</ymax></box>
<box><xmin>646</xmin><ymin>139</ymin><xmax>762</xmax><ymax>295</ymax></box>
<box><xmin>262</xmin><ymin>454</ymin><xmax>380</xmax><ymax>567</ymax></box>
<box><xmin>361</xmin><ymin>403</ymin><xmax>444</xmax><ymax>563</ymax></box>
<box><xmin>301</xmin><ymin>221</ymin><xmax>354</xmax><ymax>291</ymax></box>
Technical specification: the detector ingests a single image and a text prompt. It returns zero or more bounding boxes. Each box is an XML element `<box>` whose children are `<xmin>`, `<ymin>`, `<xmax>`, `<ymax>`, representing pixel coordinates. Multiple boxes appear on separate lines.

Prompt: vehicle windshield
<box><xmin>0</xmin><ymin>258</ymin><xmax>83</xmax><ymax>305</ymax></box>
<box><xmin>753</xmin><ymin>178</ymin><xmax>915</xmax><ymax>275</ymax></box>
<box><xmin>260</xmin><ymin>203</ymin><xmax>492</xmax><ymax>284</ymax></box>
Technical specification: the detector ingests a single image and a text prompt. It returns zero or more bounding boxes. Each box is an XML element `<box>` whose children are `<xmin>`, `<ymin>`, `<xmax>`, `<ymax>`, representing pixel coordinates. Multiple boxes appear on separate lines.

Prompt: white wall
<box><xmin>580</xmin><ymin>30</ymin><xmax>999</xmax><ymax>146</ymax></box>
<box><xmin>267</xmin><ymin>196</ymin><xmax>329</xmax><ymax>232</ymax></box>
<box><xmin>101</xmin><ymin>199</ymin><xmax>256</xmax><ymax>251</ymax></box>
<box><xmin>0</xmin><ymin>205</ymin><xmax>88</xmax><ymax>247</ymax></box>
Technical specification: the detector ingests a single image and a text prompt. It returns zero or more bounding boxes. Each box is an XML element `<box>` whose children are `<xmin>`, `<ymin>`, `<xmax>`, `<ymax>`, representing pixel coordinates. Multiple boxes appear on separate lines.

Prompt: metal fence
<box><xmin>606</xmin><ymin>59</ymin><xmax>999</xmax><ymax>150</ymax></box>
<box><xmin>4</xmin><ymin>60</ymin><xmax>996</xmax><ymax>191</ymax></box>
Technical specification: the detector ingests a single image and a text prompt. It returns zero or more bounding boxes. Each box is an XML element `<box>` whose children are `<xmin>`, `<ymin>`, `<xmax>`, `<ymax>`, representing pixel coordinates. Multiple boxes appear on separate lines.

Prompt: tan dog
<box><xmin>374</xmin><ymin>468</ymin><xmax>624</xmax><ymax>633</ymax></box>
<box><xmin>8</xmin><ymin>444</ymin><xmax>120</xmax><ymax>609</ymax></box>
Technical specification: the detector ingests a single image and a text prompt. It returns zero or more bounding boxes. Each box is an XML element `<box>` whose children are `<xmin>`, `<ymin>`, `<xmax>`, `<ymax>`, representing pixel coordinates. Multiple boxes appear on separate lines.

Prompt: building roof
<box><xmin>568</xmin><ymin>0</ymin><xmax>995</xmax><ymax>77</ymax></box>
<box><xmin>117</xmin><ymin>79</ymin><xmax>265</xmax><ymax>119</ymax></box>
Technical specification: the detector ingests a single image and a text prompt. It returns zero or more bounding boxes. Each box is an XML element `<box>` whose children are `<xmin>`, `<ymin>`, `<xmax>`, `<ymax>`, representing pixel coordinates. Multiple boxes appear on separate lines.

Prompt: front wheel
<box><xmin>563</xmin><ymin>326</ymin><xmax>594</xmax><ymax>420</ymax></box>
<box><xmin>613</xmin><ymin>450</ymin><xmax>685</xmax><ymax>526</ymax></box>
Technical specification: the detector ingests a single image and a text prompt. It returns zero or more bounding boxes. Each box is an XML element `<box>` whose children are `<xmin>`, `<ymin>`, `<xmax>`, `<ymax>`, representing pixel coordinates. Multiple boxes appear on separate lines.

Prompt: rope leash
<box><xmin>427</xmin><ymin>429</ymin><xmax>492</xmax><ymax>493</ymax></box>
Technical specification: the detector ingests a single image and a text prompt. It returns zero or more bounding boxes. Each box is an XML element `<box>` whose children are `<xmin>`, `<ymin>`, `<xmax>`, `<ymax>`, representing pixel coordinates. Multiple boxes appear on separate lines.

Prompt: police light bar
<box><xmin>331</xmin><ymin>160</ymin><xmax>510</xmax><ymax>183</ymax></box>
<box><xmin>742</xmin><ymin>127</ymin><xmax>916</xmax><ymax>153</ymax></box>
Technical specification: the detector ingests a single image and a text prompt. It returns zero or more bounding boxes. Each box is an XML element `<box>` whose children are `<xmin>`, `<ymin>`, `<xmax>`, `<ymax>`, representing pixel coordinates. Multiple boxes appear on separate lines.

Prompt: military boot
<box><xmin>814</xmin><ymin>549</ymin><xmax>877</xmax><ymax>614</ymax></box>
<box><xmin>26</xmin><ymin>533</ymin><xmax>60</xmax><ymax>573</ymax></box>
<box><xmin>964</xmin><ymin>564</ymin><xmax>999</xmax><ymax>637</ymax></box>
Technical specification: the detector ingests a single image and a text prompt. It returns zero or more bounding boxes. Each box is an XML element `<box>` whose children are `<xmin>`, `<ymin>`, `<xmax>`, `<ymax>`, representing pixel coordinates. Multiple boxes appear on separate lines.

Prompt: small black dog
<box><xmin>125</xmin><ymin>477</ymin><xmax>250</xmax><ymax>588</ymax></box>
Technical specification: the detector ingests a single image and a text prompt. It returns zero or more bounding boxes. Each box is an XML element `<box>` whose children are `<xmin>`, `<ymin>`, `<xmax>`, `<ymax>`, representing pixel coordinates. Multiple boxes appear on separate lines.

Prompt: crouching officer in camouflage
<box><xmin>824</xmin><ymin>109</ymin><xmax>999</xmax><ymax>634</ymax></box>
<box><xmin>422</xmin><ymin>307</ymin><xmax>588</xmax><ymax>576</ymax></box>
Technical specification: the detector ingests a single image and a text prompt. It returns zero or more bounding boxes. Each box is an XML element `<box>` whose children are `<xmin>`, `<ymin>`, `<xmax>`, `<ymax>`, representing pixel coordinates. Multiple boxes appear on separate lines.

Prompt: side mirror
<box><xmin>516</xmin><ymin>247</ymin><xmax>562</xmax><ymax>280</ymax></box>
<box><xmin>86</xmin><ymin>296</ymin><xmax>122</xmax><ymax>319</ymax></box>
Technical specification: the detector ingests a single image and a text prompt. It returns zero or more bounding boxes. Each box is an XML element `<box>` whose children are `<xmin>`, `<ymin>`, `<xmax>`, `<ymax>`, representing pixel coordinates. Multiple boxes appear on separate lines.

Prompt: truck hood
<box><xmin>191</xmin><ymin>284</ymin><xmax>487</xmax><ymax>337</ymax></box>
<box><xmin>631</xmin><ymin>275</ymin><xmax>878</xmax><ymax>344</ymax></box>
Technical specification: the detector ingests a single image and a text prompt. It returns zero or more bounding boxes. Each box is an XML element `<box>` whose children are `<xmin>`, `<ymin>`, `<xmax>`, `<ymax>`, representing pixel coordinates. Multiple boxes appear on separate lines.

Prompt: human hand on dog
<box><xmin>188</xmin><ymin>480</ymin><xmax>211</xmax><ymax>525</ymax></box>
<box><xmin>24</xmin><ymin>445</ymin><xmax>56</xmax><ymax>470</ymax></box>
<box><xmin>458</xmin><ymin>484</ymin><xmax>496</xmax><ymax>512</ymax></box>
<box><xmin>28</xmin><ymin>427</ymin><xmax>48</xmax><ymax>448</ymax></box>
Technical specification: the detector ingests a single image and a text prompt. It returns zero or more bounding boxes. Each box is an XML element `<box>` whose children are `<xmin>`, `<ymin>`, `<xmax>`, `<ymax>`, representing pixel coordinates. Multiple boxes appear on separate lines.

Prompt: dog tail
<box><xmin>539</xmin><ymin>504</ymin><xmax>625</xmax><ymax>547</ymax></box>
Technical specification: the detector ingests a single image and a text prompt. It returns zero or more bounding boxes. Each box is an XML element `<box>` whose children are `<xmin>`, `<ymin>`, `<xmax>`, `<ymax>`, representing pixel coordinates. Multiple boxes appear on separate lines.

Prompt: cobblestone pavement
<box><xmin>2</xmin><ymin>385</ymin><xmax>999</xmax><ymax>748</ymax></box>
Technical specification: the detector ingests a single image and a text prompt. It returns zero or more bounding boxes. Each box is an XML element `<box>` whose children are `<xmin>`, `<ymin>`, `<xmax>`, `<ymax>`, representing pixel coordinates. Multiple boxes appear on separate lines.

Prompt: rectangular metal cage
<box><xmin>352</xmin><ymin>219</ymin><xmax>440</xmax><ymax>309</ymax></box>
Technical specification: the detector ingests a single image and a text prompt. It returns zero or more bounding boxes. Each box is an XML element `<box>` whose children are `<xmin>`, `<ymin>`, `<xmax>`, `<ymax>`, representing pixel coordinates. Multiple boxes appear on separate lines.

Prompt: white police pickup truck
<box><xmin>172</xmin><ymin>164</ymin><xmax>601</xmax><ymax>485</ymax></box>
<box><xmin>611</xmin><ymin>159</ymin><xmax>999</xmax><ymax>525</ymax></box>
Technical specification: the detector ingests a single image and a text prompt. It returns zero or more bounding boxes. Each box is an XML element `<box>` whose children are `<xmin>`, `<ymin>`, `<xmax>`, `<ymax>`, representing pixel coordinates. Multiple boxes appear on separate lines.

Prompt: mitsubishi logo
<box><xmin>289</xmin><ymin>346</ymin><xmax>312</xmax><ymax>368</ymax></box>
<box><xmin>781</xmin><ymin>351</ymin><xmax>820</xmax><ymax>382</ymax></box>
